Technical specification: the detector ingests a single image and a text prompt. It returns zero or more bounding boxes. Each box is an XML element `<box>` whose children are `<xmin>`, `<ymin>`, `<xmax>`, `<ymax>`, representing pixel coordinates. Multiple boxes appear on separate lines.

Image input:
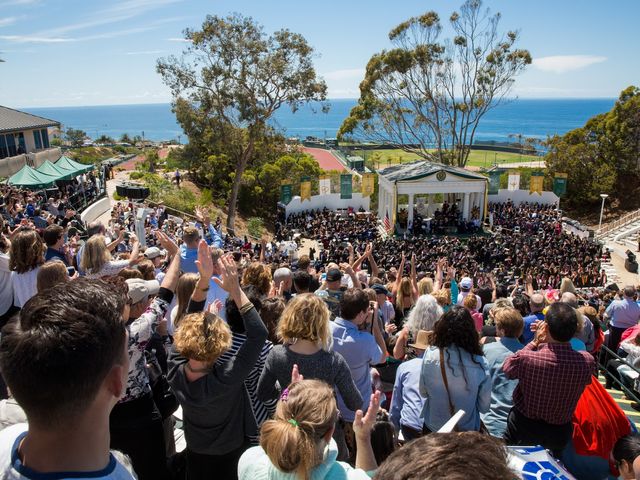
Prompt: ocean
<box><xmin>24</xmin><ymin>98</ymin><xmax>615</xmax><ymax>143</ymax></box>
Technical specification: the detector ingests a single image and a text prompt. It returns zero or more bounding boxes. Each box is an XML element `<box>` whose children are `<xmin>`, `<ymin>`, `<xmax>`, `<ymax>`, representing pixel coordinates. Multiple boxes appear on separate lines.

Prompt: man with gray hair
<box><xmin>273</xmin><ymin>267</ymin><xmax>293</xmax><ymax>302</ymax></box>
<box><xmin>522</xmin><ymin>293</ymin><xmax>545</xmax><ymax>344</ymax></box>
<box><xmin>561</xmin><ymin>291</ymin><xmax>595</xmax><ymax>352</ymax></box>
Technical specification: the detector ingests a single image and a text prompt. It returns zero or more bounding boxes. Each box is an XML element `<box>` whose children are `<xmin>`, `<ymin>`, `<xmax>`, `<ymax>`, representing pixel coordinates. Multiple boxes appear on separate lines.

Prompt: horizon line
<box><xmin>17</xmin><ymin>96</ymin><xmax>618</xmax><ymax>110</ymax></box>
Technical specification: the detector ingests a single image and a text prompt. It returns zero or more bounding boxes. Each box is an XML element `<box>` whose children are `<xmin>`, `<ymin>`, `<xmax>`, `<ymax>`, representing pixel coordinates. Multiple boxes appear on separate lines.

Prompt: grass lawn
<box><xmin>358</xmin><ymin>148</ymin><xmax>540</xmax><ymax>169</ymax></box>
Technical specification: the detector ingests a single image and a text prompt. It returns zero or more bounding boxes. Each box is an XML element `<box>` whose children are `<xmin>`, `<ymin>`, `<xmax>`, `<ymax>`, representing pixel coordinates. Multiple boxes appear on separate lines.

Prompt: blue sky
<box><xmin>0</xmin><ymin>0</ymin><xmax>638</xmax><ymax>107</ymax></box>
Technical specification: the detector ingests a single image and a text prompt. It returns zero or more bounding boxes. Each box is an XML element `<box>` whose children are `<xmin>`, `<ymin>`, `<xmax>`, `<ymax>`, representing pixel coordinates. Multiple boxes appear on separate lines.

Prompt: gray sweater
<box><xmin>168</xmin><ymin>305</ymin><xmax>268</xmax><ymax>455</ymax></box>
<box><xmin>256</xmin><ymin>344</ymin><xmax>363</xmax><ymax>412</ymax></box>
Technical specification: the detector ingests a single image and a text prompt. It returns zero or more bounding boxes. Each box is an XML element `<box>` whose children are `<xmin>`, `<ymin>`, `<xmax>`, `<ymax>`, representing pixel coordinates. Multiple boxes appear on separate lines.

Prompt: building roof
<box><xmin>379</xmin><ymin>160</ymin><xmax>487</xmax><ymax>182</ymax></box>
<box><xmin>0</xmin><ymin>105</ymin><xmax>60</xmax><ymax>134</ymax></box>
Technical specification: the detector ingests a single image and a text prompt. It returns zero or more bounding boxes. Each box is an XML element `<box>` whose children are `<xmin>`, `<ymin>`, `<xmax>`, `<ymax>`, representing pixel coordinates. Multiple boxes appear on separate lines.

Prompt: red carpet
<box><xmin>302</xmin><ymin>147</ymin><xmax>346</xmax><ymax>172</ymax></box>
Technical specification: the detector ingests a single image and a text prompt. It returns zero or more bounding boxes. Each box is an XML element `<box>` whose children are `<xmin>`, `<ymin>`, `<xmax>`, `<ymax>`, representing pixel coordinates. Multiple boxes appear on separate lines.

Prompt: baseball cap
<box><xmin>125</xmin><ymin>278</ymin><xmax>160</xmax><ymax>304</ymax></box>
<box><xmin>372</xmin><ymin>284</ymin><xmax>390</xmax><ymax>296</ymax></box>
<box><xmin>460</xmin><ymin>277</ymin><xmax>473</xmax><ymax>290</ymax></box>
<box><xmin>326</xmin><ymin>268</ymin><xmax>343</xmax><ymax>282</ymax></box>
<box><xmin>144</xmin><ymin>246</ymin><xmax>165</xmax><ymax>259</ymax></box>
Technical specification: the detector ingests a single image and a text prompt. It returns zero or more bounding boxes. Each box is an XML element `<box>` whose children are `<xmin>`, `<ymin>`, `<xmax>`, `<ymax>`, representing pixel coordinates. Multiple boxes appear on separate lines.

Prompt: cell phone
<box><xmin>67</xmin><ymin>267</ymin><xmax>76</xmax><ymax>277</ymax></box>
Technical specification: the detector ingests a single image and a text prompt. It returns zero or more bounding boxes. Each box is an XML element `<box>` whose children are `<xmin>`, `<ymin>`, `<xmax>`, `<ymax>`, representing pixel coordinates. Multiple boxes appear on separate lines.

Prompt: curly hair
<box><xmin>431</xmin><ymin>288</ymin><xmax>451</xmax><ymax>307</ymax></box>
<box><xmin>9</xmin><ymin>229</ymin><xmax>45</xmax><ymax>273</ymax></box>
<box><xmin>174</xmin><ymin>311</ymin><xmax>232</xmax><ymax>363</ymax></box>
<box><xmin>404</xmin><ymin>294</ymin><xmax>442</xmax><ymax>336</ymax></box>
<box><xmin>242</xmin><ymin>262</ymin><xmax>272</xmax><ymax>296</ymax></box>
<box><xmin>260</xmin><ymin>380</ymin><xmax>338</xmax><ymax>480</ymax></box>
<box><xmin>277</xmin><ymin>294</ymin><xmax>332</xmax><ymax>351</ymax></box>
<box><xmin>136</xmin><ymin>259</ymin><xmax>156</xmax><ymax>281</ymax></box>
<box><xmin>432</xmin><ymin>306</ymin><xmax>483</xmax><ymax>358</ymax></box>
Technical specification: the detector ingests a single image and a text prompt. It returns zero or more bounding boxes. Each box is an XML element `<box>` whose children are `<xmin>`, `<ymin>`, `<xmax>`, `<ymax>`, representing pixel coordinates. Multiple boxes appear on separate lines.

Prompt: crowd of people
<box><xmin>1</xmin><ymin>196</ymin><xmax>640</xmax><ymax>480</ymax></box>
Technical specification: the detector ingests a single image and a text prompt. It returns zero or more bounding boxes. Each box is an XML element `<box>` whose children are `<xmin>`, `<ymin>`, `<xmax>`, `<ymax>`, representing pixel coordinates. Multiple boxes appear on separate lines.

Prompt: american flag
<box><xmin>384</xmin><ymin>210</ymin><xmax>392</xmax><ymax>233</ymax></box>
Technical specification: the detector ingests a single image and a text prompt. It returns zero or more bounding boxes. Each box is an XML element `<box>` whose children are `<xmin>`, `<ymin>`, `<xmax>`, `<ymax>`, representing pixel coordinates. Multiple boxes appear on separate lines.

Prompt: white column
<box><xmin>408</xmin><ymin>193</ymin><xmax>414</xmax><ymax>227</ymax></box>
<box><xmin>463</xmin><ymin>192</ymin><xmax>470</xmax><ymax>220</ymax></box>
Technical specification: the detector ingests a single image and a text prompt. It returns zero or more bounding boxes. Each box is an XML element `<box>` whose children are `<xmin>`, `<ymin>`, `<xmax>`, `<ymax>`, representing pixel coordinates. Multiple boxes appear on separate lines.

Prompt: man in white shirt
<box><xmin>0</xmin><ymin>278</ymin><xmax>135</xmax><ymax>479</ymax></box>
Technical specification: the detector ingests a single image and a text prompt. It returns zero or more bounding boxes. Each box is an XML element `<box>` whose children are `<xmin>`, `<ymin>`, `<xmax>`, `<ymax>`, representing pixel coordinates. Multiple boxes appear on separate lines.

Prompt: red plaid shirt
<box><xmin>503</xmin><ymin>342</ymin><xmax>594</xmax><ymax>425</ymax></box>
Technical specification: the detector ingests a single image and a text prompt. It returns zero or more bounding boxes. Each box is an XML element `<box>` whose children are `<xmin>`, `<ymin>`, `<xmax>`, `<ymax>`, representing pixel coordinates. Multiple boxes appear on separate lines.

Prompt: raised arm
<box><xmin>367</xmin><ymin>244</ymin><xmax>380</xmax><ymax>279</ymax></box>
<box><xmin>353</xmin><ymin>391</ymin><xmax>381</xmax><ymax>472</ymax></box>
<box><xmin>410</xmin><ymin>253</ymin><xmax>419</xmax><ymax>301</ymax></box>
<box><xmin>392</xmin><ymin>254</ymin><xmax>405</xmax><ymax>296</ymax></box>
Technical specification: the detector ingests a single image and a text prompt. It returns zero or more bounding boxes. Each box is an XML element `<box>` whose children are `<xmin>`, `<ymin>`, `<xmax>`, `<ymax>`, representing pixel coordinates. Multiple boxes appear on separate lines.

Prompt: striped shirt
<box><xmin>217</xmin><ymin>333</ymin><xmax>276</xmax><ymax>442</ymax></box>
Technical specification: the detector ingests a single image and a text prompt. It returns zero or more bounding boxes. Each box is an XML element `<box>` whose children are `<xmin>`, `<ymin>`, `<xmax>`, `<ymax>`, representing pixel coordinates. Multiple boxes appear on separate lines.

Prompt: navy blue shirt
<box><xmin>45</xmin><ymin>247</ymin><xmax>68</xmax><ymax>266</ymax></box>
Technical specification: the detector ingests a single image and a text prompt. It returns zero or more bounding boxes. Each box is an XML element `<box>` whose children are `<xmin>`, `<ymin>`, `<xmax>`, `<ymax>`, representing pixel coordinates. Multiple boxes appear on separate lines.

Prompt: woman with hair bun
<box><xmin>239</xmin><ymin>379</ymin><xmax>380</xmax><ymax>480</ymax></box>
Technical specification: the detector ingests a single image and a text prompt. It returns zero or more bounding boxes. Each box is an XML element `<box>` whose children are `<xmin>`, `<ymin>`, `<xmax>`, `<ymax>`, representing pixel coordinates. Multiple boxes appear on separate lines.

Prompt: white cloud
<box><xmin>0</xmin><ymin>0</ymin><xmax>39</xmax><ymax>6</ymax></box>
<box><xmin>126</xmin><ymin>50</ymin><xmax>163</xmax><ymax>55</ymax></box>
<box><xmin>0</xmin><ymin>16</ymin><xmax>18</xmax><ymax>27</ymax></box>
<box><xmin>532</xmin><ymin>55</ymin><xmax>607</xmax><ymax>74</ymax></box>
<box><xmin>167</xmin><ymin>37</ymin><xmax>190</xmax><ymax>42</ymax></box>
<box><xmin>322</xmin><ymin>68</ymin><xmax>365</xmax><ymax>81</ymax></box>
<box><xmin>0</xmin><ymin>34</ymin><xmax>72</xmax><ymax>43</ymax></box>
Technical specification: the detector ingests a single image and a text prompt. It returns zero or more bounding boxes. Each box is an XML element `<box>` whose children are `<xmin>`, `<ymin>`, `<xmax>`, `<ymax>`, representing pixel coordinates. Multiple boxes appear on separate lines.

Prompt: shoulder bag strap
<box><xmin>439</xmin><ymin>348</ymin><xmax>456</xmax><ymax>417</ymax></box>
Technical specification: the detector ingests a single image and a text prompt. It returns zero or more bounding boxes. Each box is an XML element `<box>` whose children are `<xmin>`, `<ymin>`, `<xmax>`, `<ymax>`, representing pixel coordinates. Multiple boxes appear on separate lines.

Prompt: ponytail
<box><xmin>259</xmin><ymin>380</ymin><xmax>338</xmax><ymax>479</ymax></box>
<box><xmin>260</xmin><ymin>418</ymin><xmax>318</xmax><ymax>479</ymax></box>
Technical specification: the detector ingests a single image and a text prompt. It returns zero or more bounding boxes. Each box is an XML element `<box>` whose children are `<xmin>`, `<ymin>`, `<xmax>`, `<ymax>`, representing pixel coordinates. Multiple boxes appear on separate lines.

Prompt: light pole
<box><xmin>598</xmin><ymin>193</ymin><xmax>609</xmax><ymax>233</ymax></box>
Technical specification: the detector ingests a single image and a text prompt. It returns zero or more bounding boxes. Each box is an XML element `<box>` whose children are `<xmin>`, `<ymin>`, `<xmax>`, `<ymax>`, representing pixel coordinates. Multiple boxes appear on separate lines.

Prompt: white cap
<box><xmin>125</xmin><ymin>278</ymin><xmax>160</xmax><ymax>304</ymax></box>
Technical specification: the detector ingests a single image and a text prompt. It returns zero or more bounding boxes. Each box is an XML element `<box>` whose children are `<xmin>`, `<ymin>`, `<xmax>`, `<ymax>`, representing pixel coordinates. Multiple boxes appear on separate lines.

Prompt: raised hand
<box><xmin>194</xmin><ymin>240</ymin><xmax>214</xmax><ymax>281</ymax></box>
<box><xmin>212</xmin><ymin>253</ymin><xmax>241</xmax><ymax>294</ymax></box>
<box><xmin>155</xmin><ymin>230</ymin><xmax>178</xmax><ymax>257</ymax></box>
<box><xmin>290</xmin><ymin>364</ymin><xmax>304</xmax><ymax>385</ymax></box>
<box><xmin>353</xmin><ymin>390</ymin><xmax>382</xmax><ymax>438</ymax></box>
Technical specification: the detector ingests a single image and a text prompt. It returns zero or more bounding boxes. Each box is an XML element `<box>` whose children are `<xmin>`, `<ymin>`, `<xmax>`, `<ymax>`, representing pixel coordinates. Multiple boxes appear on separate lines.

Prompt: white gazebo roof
<box><xmin>379</xmin><ymin>160</ymin><xmax>486</xmax><ymax>182</ymax></box>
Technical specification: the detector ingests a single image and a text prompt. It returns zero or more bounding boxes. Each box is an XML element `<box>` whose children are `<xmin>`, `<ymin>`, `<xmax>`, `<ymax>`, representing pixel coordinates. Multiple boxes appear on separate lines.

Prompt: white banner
<box><xmin>508</xmin><ymin>173</ymin><xmax>521</xmax><ymax>191</ymax></box>
<box><xmin>319</xmin><ymin>177</ymin><xmax>331</xmax><ymax>196</ymax></box>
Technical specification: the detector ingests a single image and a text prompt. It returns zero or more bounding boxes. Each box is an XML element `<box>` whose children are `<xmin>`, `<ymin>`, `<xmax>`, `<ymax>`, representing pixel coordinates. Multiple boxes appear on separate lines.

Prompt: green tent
<box><xmin>8</xmin><ymin>165</ymin><xmax>58</xmax><ymax>189</ymax></box>
<box><xmin>36</xmin><ymin>160</ymin><xmax>75</xmax><ymax>180</ymax></box>
<box><xmin>55</xmin><ymin>155</ymin><xmax>94</xmax><ymax>175</ymax></box>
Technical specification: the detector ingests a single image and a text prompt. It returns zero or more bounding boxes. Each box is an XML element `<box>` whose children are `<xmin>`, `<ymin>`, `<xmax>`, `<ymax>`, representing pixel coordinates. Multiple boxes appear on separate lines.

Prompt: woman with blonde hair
<box><xmin>393</xmin><ymin>294</ymin><xmax>442</xmax><ymax>360</ymax></box>
<box><xmin>417</xmin><ymin>277</ymin><xmax>434</xmax><ymax>296</ymax></box>
<box><xmin>169</xmin><ymin>272</ymin><xmax>199</xmax><ymax>333</ymax></box>
<box><xmin>240</xmin><ymin>379</ymin><xmax>381</xmax><ymax>480</ymax></box>
<box><xmin>257</xmin><ymin>293</ymin><xmax>362</xmax><ymax>413</ymax></box>
<box><xmin>391</xmin><ymin>254</ymin><xmax>419</xmax><ymax>329</ymax></box>
<box><xmin>81</xmin><ymin>233</ymin><xmax>140</xmax><ymax>278</ymax></box>
<box><xmin>9</xmin><ymin>228</ymin><xmax>45</xmax><ymax>307</ymax></box>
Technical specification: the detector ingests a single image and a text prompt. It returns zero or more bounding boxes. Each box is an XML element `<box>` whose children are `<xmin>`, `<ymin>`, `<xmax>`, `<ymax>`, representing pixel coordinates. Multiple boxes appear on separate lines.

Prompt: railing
<box><xmin>598</xmin><ymin>343</ymin><xmax>640</xmax><ymax>404</ymax></box>
<box><xmin>597</xmin><ymin>208</ymin><xmax>640</xmax><ymax>238</ymax></box>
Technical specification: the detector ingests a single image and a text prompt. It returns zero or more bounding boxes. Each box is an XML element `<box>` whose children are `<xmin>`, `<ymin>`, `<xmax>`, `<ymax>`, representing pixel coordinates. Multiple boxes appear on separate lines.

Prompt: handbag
<box><xmin>439</xmin><ymin>348</ymin><xmax>489</xmax><ymax>434</ymax></box>
<box><xmin>145</xmin><ymin>350</ymin><xmax>179</xmax><ymax>419</ymax></box>
<box><xmin>439</xmin><ymin>349</ymin><xmax>459</xmax><ymax>432</ymax></box>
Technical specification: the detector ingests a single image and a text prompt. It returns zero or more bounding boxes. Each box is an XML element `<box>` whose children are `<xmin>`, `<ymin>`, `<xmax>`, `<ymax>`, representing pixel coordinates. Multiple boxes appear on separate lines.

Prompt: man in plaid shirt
<box><xmin>502</xmin><ymin>302</ymin><xmax>594</xmax><ymax>455</ymax></box>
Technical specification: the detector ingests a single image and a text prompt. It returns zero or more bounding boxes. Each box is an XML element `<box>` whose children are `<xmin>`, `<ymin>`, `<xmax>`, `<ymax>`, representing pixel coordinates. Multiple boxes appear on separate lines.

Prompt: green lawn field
<box><xmin>354</xmin><ymin>148</ymin><xmax>540</xmax><ymax>169</ymax></box>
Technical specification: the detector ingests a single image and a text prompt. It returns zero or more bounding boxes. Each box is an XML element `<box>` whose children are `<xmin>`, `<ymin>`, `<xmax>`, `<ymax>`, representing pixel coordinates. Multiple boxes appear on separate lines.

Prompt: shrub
<box><xmin>247</xmin><ymin>217</ymin><xmax>264</xmax><ymax>239</ymax></box>
<box><xmin>129</xmin><ymin>171</ymin><xmax>144</xmax><ymax>180</ymax></box>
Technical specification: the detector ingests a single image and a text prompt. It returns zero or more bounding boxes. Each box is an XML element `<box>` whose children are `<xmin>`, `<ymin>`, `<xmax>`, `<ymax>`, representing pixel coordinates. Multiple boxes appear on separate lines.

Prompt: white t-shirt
<box><xmin>0</xmin><ymin>254</ymin><xmax>13</xmax><ymax>316</ymax></box>
<box><xmin>11</xmin><ymin>268</ymin><xmax>39</xmax><ymax>309</ymax></box>
<box><xmin>0</xmin><ymin>424</ymin><xmax>135</xmax><ymax>479</ymax></box>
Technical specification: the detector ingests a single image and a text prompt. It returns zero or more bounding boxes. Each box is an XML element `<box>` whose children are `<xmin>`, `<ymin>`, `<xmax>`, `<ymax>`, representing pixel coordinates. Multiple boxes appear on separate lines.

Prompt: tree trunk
<box><xmin>226</xmin><ymin>139</ymin><xmax>255</xmax><ymax>234</ymax></box>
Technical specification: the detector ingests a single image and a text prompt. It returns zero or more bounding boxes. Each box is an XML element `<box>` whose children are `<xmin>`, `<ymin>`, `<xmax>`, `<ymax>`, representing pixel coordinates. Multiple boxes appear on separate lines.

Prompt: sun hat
<box><xmin>408</xmin><ymin>330</ymin><xmax>431</xmax><ymax>350</ymax></box>
<box><xmin>125</xmin><ymin>278</ymin><xmax>160</xmax><ymax>304</ymax></box>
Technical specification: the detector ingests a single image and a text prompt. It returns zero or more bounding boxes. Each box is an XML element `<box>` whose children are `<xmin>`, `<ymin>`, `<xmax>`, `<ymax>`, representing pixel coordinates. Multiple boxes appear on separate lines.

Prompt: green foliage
<box><xmin>95</xmin><ymin>135</ymin><xmax>115</xmax><ymax>145</ymax></box>
<box><xmin>139</xmin><ymin>173</ymin><xmax>197</xmax><ymax>214</ymax></box>
<box><xmin>339</xmin><ymin>0</ymin><xmax>531</xmax><ymax>167</ymax></box>
<box><xmin>157</xmin><ymin>13</ymin><xmax>328</xmax><ymax>230</ymax></box>
<box><xmin>65</xmin><ymin>128</ymin><xmax>87</xmax><ymax>148</ymax></box>
<box><xmin>129</xmin><ymin>171</ymin><xmax>144</xmax><ymax>180</ymax></box>
<box><xmin>544</xmin><ymin>86</ymin><xmax>640</xmax><ymax>208</ymax></box>
<box><xmin>119</xmin><ymin>133</ymin><xmax>133</xmax><ymax>144</ymax></box>
<box><xmin>50</xmin><ymin>137</ymin><xmax>62</xmax><ymax>147</ymax></box>
<box><xmin>247</xmin><ymin>217</ymin><xmax>264</xmax><ymax>239</ymax></box>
